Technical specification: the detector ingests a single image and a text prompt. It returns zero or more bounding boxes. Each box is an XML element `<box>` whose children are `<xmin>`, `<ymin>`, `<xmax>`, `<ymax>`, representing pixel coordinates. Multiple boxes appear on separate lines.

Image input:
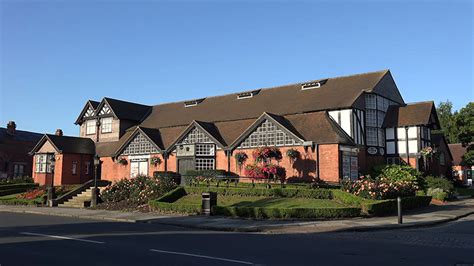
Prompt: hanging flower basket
<box><xmin>234</xmin><ymin>152</ymin><xmax>248</xmax><ymax>166</ymax></box>
<box><xmin>252</xmin><ymin>147</ymin><xmax>282</xmax><ymax>162</ymax></box>
<box><xmin>117</xmin><ymin>157</ymin><xmax>128</xmax><ymax>166</ymax></box>
<box><xmin>286</xmin><ymin>148</ymin><xmax>300</xmax><ymax>161</ymax></box>
<box><xmin>420</xmin><ymin>146</ymin><xmax>435</xmax><ymax>158</ymax></box>
<box><xmin>151</xmin><ymin>157</ymin><xmax>162</xmax><ymax>166</ymax></box>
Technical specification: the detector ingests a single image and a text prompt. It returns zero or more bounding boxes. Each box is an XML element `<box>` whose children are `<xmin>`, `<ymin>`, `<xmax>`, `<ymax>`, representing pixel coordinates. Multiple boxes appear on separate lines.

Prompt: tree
<box><xmin>456</xmin><ymin>102</ymin><xmax>474</xmax><ymax>146</ymax></box>
<box><xmin>436</xmin><ymin>100</ymin><xmax>458</xmax><ymax>143</ymax></box>
<box><xmin>457</xmin><ymin>102</ymin><xmax>474</xmax><ymax>166</ymax></box>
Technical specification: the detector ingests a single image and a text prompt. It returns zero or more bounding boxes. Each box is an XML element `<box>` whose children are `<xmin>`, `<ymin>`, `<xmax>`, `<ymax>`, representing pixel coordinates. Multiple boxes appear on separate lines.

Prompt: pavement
<box><xmin>2</xmin><ymin>211</ymin><xmax>474</xmax><ymax>265</ymax></box>
<box><xmin>1</xmin><ymin>198</ymin><xmax>474</xmax><ymax>233</ymax></box>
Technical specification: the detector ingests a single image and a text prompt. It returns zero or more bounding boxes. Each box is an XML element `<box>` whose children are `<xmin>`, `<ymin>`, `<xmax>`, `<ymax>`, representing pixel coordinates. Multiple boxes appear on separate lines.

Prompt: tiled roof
<box><xmin>383</xmin><ymin>101</ymin><xmax>439</xmax><ymax>128</ymax></box>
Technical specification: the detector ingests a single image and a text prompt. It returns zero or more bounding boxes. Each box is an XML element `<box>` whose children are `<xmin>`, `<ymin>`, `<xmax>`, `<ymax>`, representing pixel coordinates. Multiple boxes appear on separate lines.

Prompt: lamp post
<box><xmin>91</xmin><ymin>154</ymin><xmax>100</xmax><ymax>207</ymax></box>
<box><xmin>47</xmin><ymin>155</ymin><xmax>56</xmax><ymax>207</ymax></box>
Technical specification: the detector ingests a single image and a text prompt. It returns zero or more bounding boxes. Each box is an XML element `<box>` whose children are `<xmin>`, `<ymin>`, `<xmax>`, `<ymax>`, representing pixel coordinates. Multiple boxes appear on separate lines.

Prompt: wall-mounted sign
<box><xmin>367</xmin><ymin>147</ymin><xmax>378</xmax><ymax>155</ymax></box>
<box><xmin>177</xmin><ymin>144</ymin><xmax>195</xmax><ymax>157</ymax></box>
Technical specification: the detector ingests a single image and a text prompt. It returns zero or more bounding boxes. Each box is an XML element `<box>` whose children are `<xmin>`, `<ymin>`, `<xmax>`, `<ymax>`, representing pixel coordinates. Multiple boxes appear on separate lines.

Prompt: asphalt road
<box><xmin>1</xmin><ymin>212</ymin><xmax>473</xmax><ymax>266</ymax></box>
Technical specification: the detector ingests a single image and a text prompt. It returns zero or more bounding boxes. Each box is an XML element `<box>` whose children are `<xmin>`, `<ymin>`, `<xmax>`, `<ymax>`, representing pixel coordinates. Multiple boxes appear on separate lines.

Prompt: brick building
<box><xmin>31</xmin><ymin>70</ymin><xmax>450</xmax><ymax>185</ymax></box>
<box><xmin>0</xmin><ymin>121</ymin><xmax>42</xmax><ymax>179</ymax></box>
<box><xmin>449</xmin><ymin>143</ymin><xmax>473</xmax><ymax>184</ymax></box>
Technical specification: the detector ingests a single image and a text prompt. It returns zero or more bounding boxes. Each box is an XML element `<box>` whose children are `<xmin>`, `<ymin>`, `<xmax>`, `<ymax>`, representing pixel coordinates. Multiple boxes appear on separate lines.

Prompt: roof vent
<box><xmin>184</xmin><ymin>98</ymin><xmax>205</xmax><ymax>108</ymax></box>
<box><xmin>237</xmin><ymin>90</ymin><xmax>261</xmax><ymax>100</ymax></box>
<box><xmin>301</xmin><ymin>79</ymin><xmax>328</xmax><ymax>90</ymax></box>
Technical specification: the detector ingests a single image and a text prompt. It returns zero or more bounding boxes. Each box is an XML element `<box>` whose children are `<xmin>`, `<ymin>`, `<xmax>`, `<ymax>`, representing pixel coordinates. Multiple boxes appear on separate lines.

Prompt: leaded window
<box><xmin>101</xmin><ymin>117</ymin><xmax>113</xmax><ymax>133</ymax></box>
<box><xmin>239</xmin><ymin>119</ymin><xmax>299</xmax><ymax>148</ymax></box>
<box><xmin>195</xmin><ymin>144</ymin><xmax>215</xmax><ymax>156</ymax></box>
<box><xmin>86</xmin><ymin>120</ymin><xmax>96</xmax><ymax>135</ymax></box>
<box><xmin>365</xmin><ymin>94</ymin><xmax>394</xmax><ymax>148</ymax></box>
<box><xmin>35</xmin><ymin>154</ymin><xmax>54</xmax><ymax>173</ymax></box>
<box><xmin>195</xmin><ymin>158</ymin><xmax>215</xmax><ymax>170</ymax></box>
<box><xmin>122</xmin><ymin>133</ymin><xmax>159</xmax><ymax>155</ymax></box>
<box><xmin>180</xmin><ymin>127</ymin><xmax>213</xmax><ymax>144</ymax></box>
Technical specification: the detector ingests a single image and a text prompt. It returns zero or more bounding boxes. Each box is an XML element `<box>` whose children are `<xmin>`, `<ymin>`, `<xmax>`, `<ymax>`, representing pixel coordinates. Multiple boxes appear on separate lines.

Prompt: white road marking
<box><xmin>20</xmin><ymin>232</ymin><xmax>104</xmax><ymax>244</ymax></box>
<box><xmin>150</xmin><ymin>248</ymin><xmax>254</xmax><ymax>265</ymax></box>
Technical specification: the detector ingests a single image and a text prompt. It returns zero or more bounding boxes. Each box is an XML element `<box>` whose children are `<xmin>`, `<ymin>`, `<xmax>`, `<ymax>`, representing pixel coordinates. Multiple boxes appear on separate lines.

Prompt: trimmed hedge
<box><xmin>184</xmin><ymin>169</ymin><xmax>230</xmax><ymax>177</ymax></box>
<box><xmin>0</xmin><ymin>183</ymin><xmax>38</xmax><ymax>190</ymax></box>
<box><xmin>331</xmin><ymin>189</ymin><xmax>368</xmax><ymax>206</ymax></box>
<box><xmin>149</xmin><ymin>200</ymin><xmax>201</xmax><ymax>214</ymax></box>
<box><xmin>0</xmin><ymin>198</ymin><xmax>42</xmax><ymax>206</ymax></box>
<box><xmin>362</xmin><ymin>196</ymin><xmax>432</xmax><ymax>216</ymax></box>
<box><xmin>212</xmin><ymin>206</ymin><xmax>361</xmax><ymax>219</ymax></box>
<box><xmin>184</xmin><ymin>186</ymin><xmax>333</xmax><ymax>199</ymax></box>
<box><xmin>156</xmin><ymin>187</ymin><xmax>187</xmax><ymax>203</ymax></box>
<box><xmin>0</xmin><ymin>185</ymin><xmax>38</xmax><ymax>197</ymax></box>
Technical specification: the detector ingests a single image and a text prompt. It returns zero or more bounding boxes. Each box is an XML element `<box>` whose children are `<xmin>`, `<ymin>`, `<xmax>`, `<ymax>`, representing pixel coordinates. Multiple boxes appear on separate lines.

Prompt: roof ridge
<box><xmin>149</xmin><ymin>69</ymin><xmax>390</xmax><ymax>108</ymax></box>
<box><xmin>404</xmin><ymin>101</ymin><xmax>435</xmax><ymax>105</ymax></box>
<box><xmin>103</xmin><ymin>97</ymin><xmax>151</xmax><ymax>107</ymax></box>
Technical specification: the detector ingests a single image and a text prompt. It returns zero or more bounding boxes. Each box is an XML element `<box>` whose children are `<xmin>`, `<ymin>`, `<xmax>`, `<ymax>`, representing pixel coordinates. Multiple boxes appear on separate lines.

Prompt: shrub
<box><xmin>153</xmin><ymin>171</ymin><xmax>181</xmax><ymax>184</ymax></box>
<box><xmin>362</xmin><ymin>196</ymin><xmax>431</xmax><ymax>216</ymax></box>
<box><xmin>0</xmin><ymin>183</ymin><xmax>38</xmax><ymax>191</ymax></box>
<box><xmin>343</xmin><ymin>176</ymin><xmax>418</xmax><ymax>200</ymax></box>
<box><xmin>156</xmin><ymin>187</ymin><xmax>187</xmax><ymax>203</ymax></box>
<box><xmin>17</xmin><ymin>187</ymin><xmax>47</xmax><ymax>200</ymax></box>
<box><xmin>379</xmin><ymin>164</ymin><xmax>425</xmax><ymax>189</ymax></box>
<box><xmin>331</xmin><ymin>189</ymin><xmax>368</xmax><ymax>206</ymax></box>
<box><xmin>101</xmin><ymin>175</ymin><xmax>177</xmax><ymax>204</ymax></box>
<box><xmin>184</xmin><ymin>169</ymin><xmax>229</xmax><ymax>177</ymax></box>
<box><xmin>212</xmin><ymin>206</ymin><xmax>361</xmax><ymax>219</ymax></box>
<box><xmin>184</xmin><ymin>186</ymin><xmax>333</xmax><ymax>199</ymax></box>
<box><xmin>0</xmin><ymin>176</ymin><xmax>34</xmax><ymax>185</ymax></box>
<box><xmin>149</xmin><ymin>200</ymin><xmax>201</xmax><ymax>214</ymax></box>
<box><xmin>425</xmin><ymin>176</ymin><xmax>454</xmax><ymax>193</ymax></box>
<box><xmin>427</xmin><ymin>188</ymin><xmax>448</xmax><ymax>201</ymax></box>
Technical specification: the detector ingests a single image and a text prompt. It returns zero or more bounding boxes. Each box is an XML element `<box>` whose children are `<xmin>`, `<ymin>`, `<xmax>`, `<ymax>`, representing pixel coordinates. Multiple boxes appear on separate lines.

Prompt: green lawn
<box><xmin>174</xmin><ymin>194</ymin><xmax>345</xmax><ymax>208</ymax></box>
<box><xmin>0</xmin><ymin>193</ymin><xmax>22</xmax><ymax>200</ymax></box>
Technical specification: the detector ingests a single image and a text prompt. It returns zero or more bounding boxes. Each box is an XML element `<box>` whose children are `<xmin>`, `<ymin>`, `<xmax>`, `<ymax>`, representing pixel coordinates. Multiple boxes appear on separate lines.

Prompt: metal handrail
<box><xmin>52</xmin><ymin>179</ymin><xmax>111</xmax><ymax>206</ymax></box>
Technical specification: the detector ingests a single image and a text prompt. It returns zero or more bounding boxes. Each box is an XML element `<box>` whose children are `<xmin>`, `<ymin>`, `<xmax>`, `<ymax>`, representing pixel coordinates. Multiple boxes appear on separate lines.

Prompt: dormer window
<box><xmin>237</xmin><ymin>90</ymin><xmax>261</xmax><ymax>100</ymax></box>
<box><xmin>101</xmin><ymin>117</ymin><xmax>113</xmax><ymax>133</ymax></box>
<box><xmin>301</xmin><ymin>79</ymin><xmax>328</xmax><ymax>90</ymax></box>
<box><xmin>86</xmin><ymin>120</ymin><xmax>96</xmax><ymax>135</ymax></box>
<box><xmin>184</xmin><ymin>98</ymin><xmax>205</xmax><ymax>107</ymax></box>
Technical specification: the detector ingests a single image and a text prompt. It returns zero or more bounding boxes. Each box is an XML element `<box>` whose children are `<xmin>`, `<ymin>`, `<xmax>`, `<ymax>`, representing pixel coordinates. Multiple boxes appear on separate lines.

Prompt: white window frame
<box><xmin>101</xmin><ymin>117</ymin><xmax>113</xmax><ymax>133</ymax></box>
<box><xmin>72</xmin><ymin>161</ymin><xmax>78</xmax><ymax>175</ymax></box>
<box><xmin>86</xmin><ymin>120</ymin><xmax>96</xmax><ymax>135</ymax></box>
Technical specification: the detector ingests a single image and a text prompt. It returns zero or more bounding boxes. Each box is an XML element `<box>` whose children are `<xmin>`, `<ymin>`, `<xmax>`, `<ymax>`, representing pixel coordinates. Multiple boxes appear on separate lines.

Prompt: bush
<box><xmin>0</xmin><ymin>183</ymin><xmax>38</xmax><ymax>196</ymax></box>
<box><xmin>153</xmin><ymin>171</ymin><xmax>181</xmax><ymax>184</ymax></box>
<box><xmin>331</xmin><ymin>189</ymin><xmax>368</xmax><ymax>206</ymax></box>
<box><xmin>0</xmin><ymin>176</ymin><xmax>34</xmax><ymax>185</ymax></box>
<box><xmin>149</xmin><ymin>200</ymin><xmax>201</xmax><ymax>214</ymax></box>
<box><xmin>212</xmin><ymin>206</ymin><xmax>361</xmax><ymax>219</ymax></box>
<box><xmin>342</xmin><ymin>176</ymin><xmax>418</xmax><ymax>200</ymax></box>
<box><xmin>184</xmin><ymin>186</ymin><xmax>333</xmax><ymax>199</ymax></box>
<box><xmin>101</xmin><ymin>175</ymin><xmax>177</xmax><ymax>204</ymax></box>
<box><xmin>362</xmin><ymin>196</ymin><xmax>432</xmax><ymax>216</ymax></box>
<box><xmin>156</xmin><ymin>187</ymin><xmax>187</xmax><ymax>203</ymax></box>
<box><xmin>184</xmin><ymin>169</ymin><xmax>229</xmax><ymax>177</ymax></box>
<box><xmin>425</xmin><ymin>176</ymin><xmax>454</xmax><ymax>192</ymax></box>
<box><xmin>378</xmin><ymin>164</ymin><xmax>425</xmax><ymax>190</ymax></box>
<box><xmin>427</xmin><ymin>188</ymin><xmax>449</xmax><ymax>201</ymax></box>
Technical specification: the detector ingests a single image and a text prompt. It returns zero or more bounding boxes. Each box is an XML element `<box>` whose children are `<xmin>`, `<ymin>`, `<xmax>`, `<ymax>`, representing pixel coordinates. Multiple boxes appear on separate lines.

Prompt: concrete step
<box><xmin>57</xmin><ymin>186</ymin><xmax>108</xmax><ymax>208</ymax></box>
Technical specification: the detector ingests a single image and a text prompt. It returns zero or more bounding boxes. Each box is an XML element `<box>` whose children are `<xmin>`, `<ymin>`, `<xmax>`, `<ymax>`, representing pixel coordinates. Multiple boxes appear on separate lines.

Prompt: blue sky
<box><xmin>1</xmin><ymin>0</ymin><xmax>472</xmax><ymax>136</ymax></box>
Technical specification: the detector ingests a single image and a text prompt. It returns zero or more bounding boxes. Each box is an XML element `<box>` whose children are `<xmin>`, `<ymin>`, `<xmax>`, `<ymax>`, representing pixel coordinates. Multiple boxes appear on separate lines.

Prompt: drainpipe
<box><xmin>405</xmin><ymin>127</ymin><xmax>410</xmax><ymax>166</ymax></box>
<box><xmin>226</xmin><ymin>150</ymin><xmax>231</xmax><ymax>173</ymax></box>
<box><xmin>96</xmin><ymin>119</ymin><xmax>100</xmax><ymax>142</ymax></box>
<box><xmin>163</xmin><ymin>152</ymin><xmax>168</xmax><ymax>172</ymax></box>
<box><xmin>315</xmin><ymin>143</ymin><xmax>320</xmax><ymax>180</ymax></box>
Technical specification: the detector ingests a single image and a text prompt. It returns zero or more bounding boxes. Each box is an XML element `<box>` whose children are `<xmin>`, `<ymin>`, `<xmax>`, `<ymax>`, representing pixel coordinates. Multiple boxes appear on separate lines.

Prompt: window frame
<box><xmin>101</xmin><ymin>117</ymin><xmax>113</xmax><ymax>133</ymax></box>
<box><xmin>72</xmin><ymin>161</ymin><xmax>78</xmax><ymax>175</ymax></box>
<box><xmin>85</xmin><ymin>119</ymin><xmax>96</xmax><ymax>135</ymax></box>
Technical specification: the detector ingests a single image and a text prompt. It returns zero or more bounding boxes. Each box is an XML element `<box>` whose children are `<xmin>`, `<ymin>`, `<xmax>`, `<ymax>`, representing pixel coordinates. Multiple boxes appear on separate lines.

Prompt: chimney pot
<box><xmin>6</xmin><ymin>121</ymin><xmax>16</xmax><ymax>135</ymax></box>
<box><xmin>55</xmin><ymin>129</ymin><xmax>63</xmax><ymax>136</ymax></box>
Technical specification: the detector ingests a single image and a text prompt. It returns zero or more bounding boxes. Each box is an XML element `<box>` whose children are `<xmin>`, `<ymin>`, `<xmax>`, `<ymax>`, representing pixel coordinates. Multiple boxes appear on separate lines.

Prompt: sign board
<box><xmin>367</xmin><ymin>147</ymin><xmax>378</xmax><ymax>155</ymax></box>
<box><xmin>177</xmin><ymin>144</ymin><xmax>195</xmax><ymax>157</ymax></box>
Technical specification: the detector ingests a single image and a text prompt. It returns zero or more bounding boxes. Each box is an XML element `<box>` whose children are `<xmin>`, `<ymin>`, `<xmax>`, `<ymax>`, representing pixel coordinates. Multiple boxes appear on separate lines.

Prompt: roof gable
<box><xmin>166</xmin><ymin>121</ymin><xmax>226</xmax><ymax>152</ymax></box>
<box><xmin>114</xmin><ymin>127</ymin><xmax>162</xmax><ymax>156</ymax></box>
<box><xmin>30</xmin><ymin>134</ymin><xmax>95</xmax><ymax>154</ymax></box>
<box><xmin>371</xmin><ymin>70</ymin><xmax>405</xmax><ymax>104</ymax></box>
<box><xmin>96</xmin><ymin>97</ymin><xmax>151</xmax><ymax>122</ymax></box>
<box><xmin>383</xmin><ymin>101</ymin><xmax>440</xmax><ymax>128</ymax></box>
<box><xmin>230</xmin><ymin>113</ymin><xmax>305</xmax><ymax>149</ymax></box>
<box><xmin>75</xmin><ymin>100</ymin><xmax>100</xmax><ymax>124</ymax></box>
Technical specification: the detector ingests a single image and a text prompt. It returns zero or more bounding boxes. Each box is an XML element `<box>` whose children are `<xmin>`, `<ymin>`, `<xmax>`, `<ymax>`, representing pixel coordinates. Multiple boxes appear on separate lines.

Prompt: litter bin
<box><xmin>202</xmin><ymin>192</ymin><xmax>217</xmax><ymax>215</ymax></box>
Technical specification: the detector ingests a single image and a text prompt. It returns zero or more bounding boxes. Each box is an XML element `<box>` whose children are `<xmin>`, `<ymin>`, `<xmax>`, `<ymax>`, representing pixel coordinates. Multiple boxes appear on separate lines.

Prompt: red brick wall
<box><xmin>229</xmin><ymin>146</ymin><xmax>319</xmax><ymax>182</ymax></box>
<box><xmin>318</xmin><ymin>144</ymin><xmax>340</xmax><ymax>183</ymax></box>
<box><xmin>148</xmin><ymin>154</ymin><xmax>166</xmax><ymax>175</ymax></box>
<box><xmin>100</xmin><ymin>156</ymin><xmax>130</xmax><ymax>182</ymax></box>
<box><xmin>215</xmin><ymin>150</ymin><xmax>229</xmax><ymax>171</ymax></box>
<box><xmin>32</xmin><ymin>153</ymin><xmax>93</xmax><ymax>185</ymax></box>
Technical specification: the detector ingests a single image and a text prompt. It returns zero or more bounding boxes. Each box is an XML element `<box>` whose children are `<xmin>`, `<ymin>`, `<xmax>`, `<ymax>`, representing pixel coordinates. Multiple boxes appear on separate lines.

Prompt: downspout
<box><xmin>96</xmin><ymin>119</ymin><xmax>100</xmax><ymax>142</ymax></box>
<box><xmin>226</xmin><ymin>150</ymin><xmax>231</xmax><ymax>173</ymax></box>
<box><xmin>163</xmin><ymin>152</ymin><xmax>168</xmax><ymax>172</ymax></box>
<box><xmin>405</xmin><ymin>127</ymin><xmax>410</xmax><ymax>166</ymax></box>
<box><xmin>315</xmin><ymin>144</ymin><xmax>320</xmax><ymax>180</ymax></box>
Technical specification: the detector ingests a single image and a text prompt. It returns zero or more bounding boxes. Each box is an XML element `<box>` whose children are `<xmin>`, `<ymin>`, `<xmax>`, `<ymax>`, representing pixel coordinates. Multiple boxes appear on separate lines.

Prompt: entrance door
<box><xmin>178</xmin><ymin>158</ymin><xmax>195</xmax><ymax>175</ymax></box>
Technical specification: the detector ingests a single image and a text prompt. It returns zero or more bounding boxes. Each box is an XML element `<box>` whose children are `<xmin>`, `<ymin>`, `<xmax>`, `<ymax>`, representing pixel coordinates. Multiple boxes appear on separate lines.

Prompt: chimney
<box><xmin>6</xmin><ymin>121</ymin><xmax>16</xmax><ymax>135</ymax></box>
<box><xmin>55</xmin><ymin>129</ymin><xmax>63</xmax><ymax>136</ymax></box>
